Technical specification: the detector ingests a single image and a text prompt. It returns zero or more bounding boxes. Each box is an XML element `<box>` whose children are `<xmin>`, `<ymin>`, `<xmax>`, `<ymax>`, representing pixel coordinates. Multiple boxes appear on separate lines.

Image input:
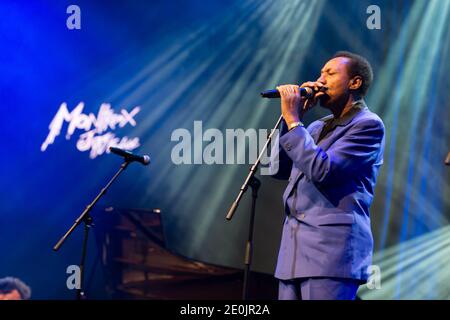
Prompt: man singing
<box><xmin>271</xmin><ymin>51</ymin><xmax>385</xmax><ymax>300</ymax></box>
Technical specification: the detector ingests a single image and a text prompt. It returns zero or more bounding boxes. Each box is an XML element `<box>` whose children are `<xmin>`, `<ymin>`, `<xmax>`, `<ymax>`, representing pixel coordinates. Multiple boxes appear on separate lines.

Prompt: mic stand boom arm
<box><xmin>53</xmin><ymin>160</ymin><xmax>131</xmax><ymax>300</ymax></box>
<box><xmin>225</xmin><ymin>114</ymin><xmax>283</xmax><ymax>221</ymax></box>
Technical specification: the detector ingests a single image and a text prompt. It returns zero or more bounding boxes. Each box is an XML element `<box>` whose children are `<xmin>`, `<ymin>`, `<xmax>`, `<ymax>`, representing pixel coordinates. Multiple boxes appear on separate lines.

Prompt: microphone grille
<box><xmin>301</xmin><ymin>87</ymin><xmax>314</xmax><ymax>98</ymax></box>
<box><xmin>142</xmin><ymin>155</ymin><xmax>151</xmax><ymax>165</ymax></box>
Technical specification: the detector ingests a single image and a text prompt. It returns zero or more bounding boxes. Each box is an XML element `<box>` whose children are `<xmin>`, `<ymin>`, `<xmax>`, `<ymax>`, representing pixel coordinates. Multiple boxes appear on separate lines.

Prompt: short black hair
<box><xmin>332</xmin><ymin>51</ymin><xmax>373</xmax><ymax>97</ymax></box>
<box><xmin>0</xmin><ymin>277</ymin><xmax>32</xmax><ymax>299</ymax></box>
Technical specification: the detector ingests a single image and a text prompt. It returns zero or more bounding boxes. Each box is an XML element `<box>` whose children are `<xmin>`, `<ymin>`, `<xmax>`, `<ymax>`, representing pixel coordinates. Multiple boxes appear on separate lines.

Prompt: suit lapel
<box><xmin>317</xmin><ymin>127</ymin><xmax>342</xmax><ymax>151</ymax></box>
<box><xmin>310</xmin><ymin>126</ymin><xmax>323</xmax><ymax>144</ymax></box>
<box><xmin>315</xmin><ymin>99</ymin><xmax>368</xmax><ymax>151</ymax></box>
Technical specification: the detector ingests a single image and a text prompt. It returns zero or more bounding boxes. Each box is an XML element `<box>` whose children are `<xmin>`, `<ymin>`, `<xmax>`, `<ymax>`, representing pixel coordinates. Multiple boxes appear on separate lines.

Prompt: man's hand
<box><xmin>299</xmin><ymin>81</ymin><xmax>326</xmax><ymax>112</ymax></box>
<box><xmin>276</xmin><ymin>84</ymin><xmax>303</xmax><ymax>127</ymax></box>
<box><xmin>277</xmin><ymin>81</ymin><xmax>325</xmax><ymax>127</ymax></box>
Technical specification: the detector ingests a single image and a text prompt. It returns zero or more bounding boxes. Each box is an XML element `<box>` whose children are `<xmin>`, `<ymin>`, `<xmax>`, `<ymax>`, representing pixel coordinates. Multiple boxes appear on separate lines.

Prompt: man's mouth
<box><xmin>315</xmin><ymin>86</ymin><xmax>328</xmax><ymax>99</ymax></box>
<box><xmin>315</xmin><ymin>91</ymin><xmax>326</xmax><ymax>98</ymax></box>
<box><xmin>316</xmin><ymin>91</ymin><xmax>328</xmax><ymax>100</ymax></box>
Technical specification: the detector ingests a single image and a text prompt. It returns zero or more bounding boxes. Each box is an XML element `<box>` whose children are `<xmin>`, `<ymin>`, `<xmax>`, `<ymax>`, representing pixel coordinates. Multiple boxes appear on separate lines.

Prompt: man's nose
<box><xmin>317</xmin><ymin>76</ymin><xmax>326</xmax><ymax>85</ymax></box>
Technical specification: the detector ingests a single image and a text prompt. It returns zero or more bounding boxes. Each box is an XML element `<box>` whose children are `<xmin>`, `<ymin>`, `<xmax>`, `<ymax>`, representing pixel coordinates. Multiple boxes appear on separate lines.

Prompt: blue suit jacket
<box><xmin>271</xmin><ymin>100</ymin><xmax>385</xmax><ymax>281</ymax></box>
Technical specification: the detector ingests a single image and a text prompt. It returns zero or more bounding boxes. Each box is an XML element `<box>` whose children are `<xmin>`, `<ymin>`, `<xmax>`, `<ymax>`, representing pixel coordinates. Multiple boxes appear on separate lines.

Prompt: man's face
<box><xmin>315</xmin><ymin>57</ymin><xmax>352</xmax><ymax>108</ymax></box>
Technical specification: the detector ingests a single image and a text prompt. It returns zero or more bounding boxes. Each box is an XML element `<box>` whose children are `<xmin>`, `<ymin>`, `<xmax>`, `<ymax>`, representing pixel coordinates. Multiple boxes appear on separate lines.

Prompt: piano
<box><xmin>93</xmin><ymin>207</ymin><xmax>277</xmax><ymax>300</ymax></box>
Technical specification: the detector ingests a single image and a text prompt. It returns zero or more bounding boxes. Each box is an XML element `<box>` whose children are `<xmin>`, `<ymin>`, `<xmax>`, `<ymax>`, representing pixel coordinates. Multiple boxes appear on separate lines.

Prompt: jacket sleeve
<box><xmin>268</xmin><ymin>120</ymin><xmax>292</xmax><ymax>180</ymax></box>
<box><xmin>278</xmin><ymin>118</ymin><xmax>384</xmax><ymax>185</ymax></box>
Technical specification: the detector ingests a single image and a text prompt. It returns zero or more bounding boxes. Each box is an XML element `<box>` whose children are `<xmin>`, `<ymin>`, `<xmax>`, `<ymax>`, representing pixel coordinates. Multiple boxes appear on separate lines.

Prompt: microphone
<box><xmin>260</xmin><ymin>86</ymin><xmax>327</xmax><ymax>99</ymax></box>
<box><xmin>109</xmin><ymin>147</ymin><xmax>151</xmax><ymax>165</ymax></box>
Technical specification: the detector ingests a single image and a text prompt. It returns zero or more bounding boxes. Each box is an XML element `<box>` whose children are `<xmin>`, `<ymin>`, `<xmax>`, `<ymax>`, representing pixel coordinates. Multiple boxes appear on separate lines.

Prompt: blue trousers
<box><xmin>278</xmin><ymin>277</ymin><xmax>361</xmax><ymax>300</ymax></box>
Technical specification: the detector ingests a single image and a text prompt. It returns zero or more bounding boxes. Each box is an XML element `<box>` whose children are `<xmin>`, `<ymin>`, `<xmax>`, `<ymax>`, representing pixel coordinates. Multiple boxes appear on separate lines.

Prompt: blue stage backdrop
<box><xmin>0</xmin><ymin>0</ymin><xmax>449</xmax><ymax>299</ymax></box>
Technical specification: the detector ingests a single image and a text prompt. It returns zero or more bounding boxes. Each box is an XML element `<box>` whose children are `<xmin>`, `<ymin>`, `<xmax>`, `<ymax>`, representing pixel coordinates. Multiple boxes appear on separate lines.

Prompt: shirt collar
<box><xmin>320</xmin><ymin>99</ymin><xmax>368</xmax><ymax>127</ymax></box>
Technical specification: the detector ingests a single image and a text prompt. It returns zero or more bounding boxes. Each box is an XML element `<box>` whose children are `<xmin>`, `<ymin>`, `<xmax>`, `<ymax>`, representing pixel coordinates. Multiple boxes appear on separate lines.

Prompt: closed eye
<box><xmin>320</xmin><ymin>70</ymin><xmax>336</xmax><ymax>76</ymax></box>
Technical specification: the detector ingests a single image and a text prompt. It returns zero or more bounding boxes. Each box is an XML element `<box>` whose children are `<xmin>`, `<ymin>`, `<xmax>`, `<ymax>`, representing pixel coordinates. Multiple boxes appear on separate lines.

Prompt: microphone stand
<box><xmin>53</xmin><ymin>160</ymin><xmax>131</xmax><ymax>300</ymax></box>
<box><xmin>226</xmin><ymin>114</ymin><xmax>284</xmax><ymax>300</ymax></box>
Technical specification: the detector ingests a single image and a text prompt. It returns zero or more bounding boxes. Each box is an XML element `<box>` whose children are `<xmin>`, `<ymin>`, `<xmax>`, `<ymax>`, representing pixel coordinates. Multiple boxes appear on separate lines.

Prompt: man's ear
<box><xmin>349</xmin><ymin>76</ymin><xmax>362</xmax><ymax>91</ymax></box>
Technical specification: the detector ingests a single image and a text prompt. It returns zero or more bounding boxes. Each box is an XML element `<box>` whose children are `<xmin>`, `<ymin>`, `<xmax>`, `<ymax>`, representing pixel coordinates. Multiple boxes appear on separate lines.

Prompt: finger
<box><xmin>315</xmin><ymin>82</ymin><xmax>324</xmax><ymax>88</ymax></box>
<box><xmin>276</xmin><ymin>86</ymin><xmax>284</xmax><ymax>97</ymax></box>
<box><xmin>300</xmin><ymin>81</ymin><xmax>316</xmax><ymax>89</ymax></box>
<box><xmin>280</xmin><ymin>85</ymin><xmax>295</xmax><ymax>96</ymax></box>
<box><xmin>277</xmin><ymin>85</ymin><xmax>291</xmax><ymax>97</ymax></box>
<box><xmin>314</xmin><ymin>81</ymin><xmax>327</xmax><ymax>92</ymax></box>
<box><xmin>302</xmin><ymin>99</ymin><xmax>309</xmax><ymax>110</ymax></box>
<box><xmin>289</xmin><ymin>85</ymin><xmax>297</xmax><ymax>94</ymax></box>
<box><xmin>286</xmin><ymin>86</ymin><xmax>292</xmax><ymax>94</ymax></box>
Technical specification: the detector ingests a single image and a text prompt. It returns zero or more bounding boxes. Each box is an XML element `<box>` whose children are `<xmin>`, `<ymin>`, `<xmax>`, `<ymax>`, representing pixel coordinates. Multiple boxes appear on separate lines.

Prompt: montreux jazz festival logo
<box><xmin>41</xmin><ymin>102</ymin><xmax>141</xmax><ymax>159</ymax></box>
